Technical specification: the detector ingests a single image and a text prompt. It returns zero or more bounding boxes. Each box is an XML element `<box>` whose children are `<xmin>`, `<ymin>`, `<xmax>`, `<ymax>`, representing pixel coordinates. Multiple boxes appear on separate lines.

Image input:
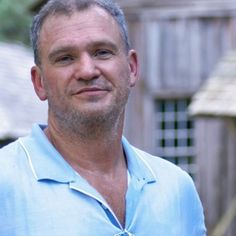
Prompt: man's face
<box><xmin>31</xmin><ymin>6</ymin><xmax>138</xmax><ymax>130</ymax></box>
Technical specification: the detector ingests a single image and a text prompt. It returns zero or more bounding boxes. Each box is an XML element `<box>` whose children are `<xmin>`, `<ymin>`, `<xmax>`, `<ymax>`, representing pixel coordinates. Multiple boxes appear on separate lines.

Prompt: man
<box><xmin>0</xmin><ymin>0</ymin><xmax>206</xmax><ymax>235</ymax></box>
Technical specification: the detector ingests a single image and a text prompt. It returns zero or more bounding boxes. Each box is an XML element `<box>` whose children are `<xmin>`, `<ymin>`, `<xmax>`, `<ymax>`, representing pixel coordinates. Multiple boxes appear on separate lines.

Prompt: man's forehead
<box><xmin>41</xmin><ymin>5</ymin><xmax>114</xmax><ymax>28</ymax></box>
<box><xmin>39</xmin><ymin>5</ymin><xmax>121</xmax><ymax>43</ymax></box>
<box><xmin>40</xmin><ymin>7</ymin><xmax>119</xmax><ymax>42</ymax></box>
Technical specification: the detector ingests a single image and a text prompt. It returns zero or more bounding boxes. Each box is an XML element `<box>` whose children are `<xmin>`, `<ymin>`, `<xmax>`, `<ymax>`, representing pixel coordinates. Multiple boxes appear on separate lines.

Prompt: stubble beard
<box><xmin>47</xmin><ymin>87</ymin><xmax>130</xmax><ymax>140</ymax></box>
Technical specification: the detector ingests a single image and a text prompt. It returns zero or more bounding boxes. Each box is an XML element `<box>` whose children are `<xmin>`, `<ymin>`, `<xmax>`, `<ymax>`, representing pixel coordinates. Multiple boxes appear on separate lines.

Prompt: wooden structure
<box><xmin>121</xmin><ymin>1</ymin><xmax>236</xmax><ymax>233</ymax></box>
<box><xmin>0</xmin><ymin>42</ymin><xmax>47</xmax><ymax>146</ymax></box>
<box><xmin>189</xmin><ymin>52</ymin><xmax>236</xmax><ymax>235</ymax></box>
<box><xmin>123</xmin><ymin>0</ymin><xmax>236</xmax><ymax>173</ymax></box>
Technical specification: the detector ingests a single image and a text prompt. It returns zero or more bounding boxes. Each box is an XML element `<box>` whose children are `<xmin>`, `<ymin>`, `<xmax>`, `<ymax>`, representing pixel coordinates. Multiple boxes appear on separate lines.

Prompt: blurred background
<box><xmin>1</xmin><ymin>0</ymin><xmax>236</xmax><ymax>235</ymax></box>
<box><xmin>0</xmin><ymin>0</ymin><xmax>47</xmax><ymax>147</ymax></box>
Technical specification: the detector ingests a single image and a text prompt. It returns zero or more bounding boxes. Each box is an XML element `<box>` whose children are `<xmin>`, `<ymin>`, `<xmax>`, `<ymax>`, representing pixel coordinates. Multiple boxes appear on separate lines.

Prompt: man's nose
<box><xmin>74</xmin><ymin>53</ymin><xmax>100</xmax><ymax>81</ymax></box>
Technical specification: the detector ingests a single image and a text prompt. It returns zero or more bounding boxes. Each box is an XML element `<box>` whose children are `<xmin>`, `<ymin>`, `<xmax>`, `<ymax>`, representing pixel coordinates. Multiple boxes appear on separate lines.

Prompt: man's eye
<box><xmin>94</xmin><ymin>49</ymin><xmax>113</xmax><ymax>58</ymax></box>
<box><xmin>56</xmin><ymin>55</ymin><xmax>74</xmax><ymax>63</ymax></box>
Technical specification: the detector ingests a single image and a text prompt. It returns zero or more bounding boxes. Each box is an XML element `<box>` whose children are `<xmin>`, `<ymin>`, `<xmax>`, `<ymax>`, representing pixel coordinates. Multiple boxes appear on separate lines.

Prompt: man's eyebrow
<box><xmin>48</xmin><ymin>46</ymin><xmax>77</xmax><ymax>61</ymax></box>
<box><xmin>91</xmin><ymin>40</ymin><xmax>119</xmax><ymax>51</ymax></box>
<box><xmin>48</xmin><ymin>40</ymin><xmax>119</xmax><ymax>60</ymax></box>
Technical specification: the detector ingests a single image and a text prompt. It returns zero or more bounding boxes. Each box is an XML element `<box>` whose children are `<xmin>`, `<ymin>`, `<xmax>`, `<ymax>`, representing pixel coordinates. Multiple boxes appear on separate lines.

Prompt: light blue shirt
<box><xmin>0</xmin><ymin>124</ymin><xmax>206</xmax><ymax>236</ymax></box>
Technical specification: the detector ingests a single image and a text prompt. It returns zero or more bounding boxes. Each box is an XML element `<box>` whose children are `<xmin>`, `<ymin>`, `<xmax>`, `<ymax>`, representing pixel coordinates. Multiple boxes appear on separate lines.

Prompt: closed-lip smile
<box><xmin>72</xmin><ymin>86</ymin><xmax>112</xmax><ymax>96</ymax></box>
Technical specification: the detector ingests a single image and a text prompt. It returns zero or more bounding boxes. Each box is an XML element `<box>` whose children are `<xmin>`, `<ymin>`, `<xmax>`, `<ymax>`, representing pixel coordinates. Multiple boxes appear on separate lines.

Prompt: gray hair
<box><xmin>30</xmin><ymin>0</ymin><xmax>131</xmax><ymax>65</ymax></box>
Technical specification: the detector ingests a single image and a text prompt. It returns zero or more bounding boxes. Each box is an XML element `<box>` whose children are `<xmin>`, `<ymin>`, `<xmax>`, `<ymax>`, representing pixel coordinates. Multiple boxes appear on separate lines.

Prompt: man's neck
<box><xmin>44</xmin><ymin>116</ymin><xmax>126</xmax><ymax>176</ymax></box>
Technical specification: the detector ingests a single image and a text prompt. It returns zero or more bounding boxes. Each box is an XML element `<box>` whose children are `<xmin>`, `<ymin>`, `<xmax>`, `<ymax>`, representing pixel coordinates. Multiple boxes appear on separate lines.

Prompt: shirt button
<box><xmin>123</xmin><ymin>231</ymin><xmax>134</xmax><ymax>236</ymax></box>
<box><xmin>113</xmin><ymin>230</ymin><xmax>134</xmax><ymax>236</ymax></box>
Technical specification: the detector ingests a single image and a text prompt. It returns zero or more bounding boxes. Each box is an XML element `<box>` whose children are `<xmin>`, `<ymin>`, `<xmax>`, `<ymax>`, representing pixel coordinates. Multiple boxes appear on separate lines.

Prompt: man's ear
<box><xmin>31</xmin><ymin>66</ymin><xmax>47</xmax><ymax>101</ymax></box>
<box><xmin>128</xmin><ymin>49</ymin><xmax>139</xmax><ymax>87</ymax></box>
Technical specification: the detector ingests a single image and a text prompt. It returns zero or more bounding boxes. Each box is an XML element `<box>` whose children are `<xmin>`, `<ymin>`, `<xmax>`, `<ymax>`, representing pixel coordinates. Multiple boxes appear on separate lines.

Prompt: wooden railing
<box><xmin>210</xmin><ymin>196</ymin><xmax>236</xmax><ymax>236</ymax></box>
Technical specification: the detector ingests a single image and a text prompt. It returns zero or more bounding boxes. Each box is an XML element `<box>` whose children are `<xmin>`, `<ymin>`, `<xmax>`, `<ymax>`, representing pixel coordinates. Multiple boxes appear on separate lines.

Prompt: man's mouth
<box><xmin>75</xmin><ymin>87</ymin><xmax>109</xmax><ymax>94</ymax></box>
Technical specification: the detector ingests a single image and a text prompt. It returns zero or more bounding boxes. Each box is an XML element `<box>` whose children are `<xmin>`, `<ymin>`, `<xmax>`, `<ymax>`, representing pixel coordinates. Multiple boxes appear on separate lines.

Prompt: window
<box><xmin>155</xmin><ymin>98</ymin><xmax>196</xmax><ymax>176</ymax></box>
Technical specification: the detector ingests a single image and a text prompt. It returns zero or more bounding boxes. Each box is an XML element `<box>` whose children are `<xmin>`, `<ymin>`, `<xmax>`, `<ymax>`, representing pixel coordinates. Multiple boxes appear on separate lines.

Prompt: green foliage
<box><xmin>0</xmin><ymin>0</ymin><xmax>34</xmax><ymax>45</ymax></box>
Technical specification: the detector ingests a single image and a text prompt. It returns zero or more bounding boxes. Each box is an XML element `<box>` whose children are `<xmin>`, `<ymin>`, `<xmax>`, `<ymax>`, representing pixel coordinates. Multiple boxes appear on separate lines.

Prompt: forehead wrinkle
<box><xmin>41</xmin><ymin>14</ymin><xmax>117</xmax><ymax>45</ymax></box>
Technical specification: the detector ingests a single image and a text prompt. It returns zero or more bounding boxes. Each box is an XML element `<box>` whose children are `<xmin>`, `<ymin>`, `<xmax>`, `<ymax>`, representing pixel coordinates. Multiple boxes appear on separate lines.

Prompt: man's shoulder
<box><xmin>0</xmin><ymin>139</ymin><xmax>21</xmax><ymax>158</ymax></box>
<box><xmin>1</xmin><ymin>137</ymin><xmax>25</xmax><ymax>151</ymax></box>
<box><xmin>132</xmin><ymin>146</ymin><xmax>203</xmax><ymax>210</ymax></box>
<box><xmin>0</xmin><ymin>139</ymin><xmax>26</xmax><ymax>174</ymax></box>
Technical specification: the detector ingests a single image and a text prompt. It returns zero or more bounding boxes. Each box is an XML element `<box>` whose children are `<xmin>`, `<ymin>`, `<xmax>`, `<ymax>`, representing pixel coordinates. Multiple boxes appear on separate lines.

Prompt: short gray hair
<box><xmin>30</xmin><ymin>0</ymin><xmax>131</xmax><ymax>65</ymax></box>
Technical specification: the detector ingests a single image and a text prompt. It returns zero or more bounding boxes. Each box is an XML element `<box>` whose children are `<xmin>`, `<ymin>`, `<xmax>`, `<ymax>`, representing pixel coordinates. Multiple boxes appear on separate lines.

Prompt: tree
<box><xmin>0</xmin><ymin>0</ymin><xmax>34</xmax><ymax>45</ymax></box>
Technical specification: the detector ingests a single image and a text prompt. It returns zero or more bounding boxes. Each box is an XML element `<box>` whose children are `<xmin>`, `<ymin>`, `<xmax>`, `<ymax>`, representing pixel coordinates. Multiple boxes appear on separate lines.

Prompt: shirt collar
<box><xmin>20</xmin><ymin>124</ymin><xmax>156</xmax><ymax>185</ymax></box>
<box><xmin>122</xmin><ymin>137</ymin><xmax>156</xmax><ymax>185</ymax></box>
<box><xmin>19</xmin><ymin>124</ymin><xmax>76</xmax><ymax>183</ymax></box>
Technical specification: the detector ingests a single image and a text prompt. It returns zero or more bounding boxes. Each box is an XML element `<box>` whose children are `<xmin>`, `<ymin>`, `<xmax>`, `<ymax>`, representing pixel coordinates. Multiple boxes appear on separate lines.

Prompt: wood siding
<box><xmin>195</xmin><ymin>118</ymin><xmax>236</xmax><ymax>235</ymax></box>
<box><xmin>140</xmin><ymin>9</ymin><xmax>236</xmax><ymax>97</ymax></box>
<box><xmin>125</xmin><ymin>5</ymin><xmax>236</xmax><ymax>149</ymax></box>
